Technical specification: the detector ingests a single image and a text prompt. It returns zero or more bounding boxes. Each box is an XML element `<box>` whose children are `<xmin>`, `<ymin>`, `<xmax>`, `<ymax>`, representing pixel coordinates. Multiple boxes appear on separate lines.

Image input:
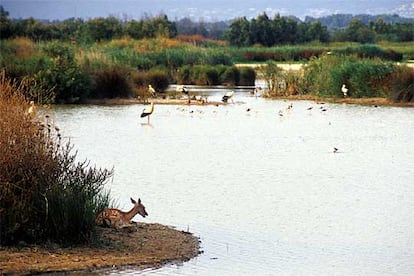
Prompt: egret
<box><xmin>148</xmin><ymin>85</ymin><xmax>156</xmax><ymax>97</ymax></box>
<box><xmin>222</xmin><ymin>91</ymin><xmax>234</xmax><ymax>103</ymax></box>
<box><xmin>341</xmin><ymin>84</ymin><xmax>348</xmax><ymax>97</ymax></box>
<box><xmin>140</xmin><ymin>102</ymin><xmax>154</xmax><ymax>124</ymax></box>
<box><xmin>27</xmin><ymin>101</ymin><xmax>36</xmax><ymax>118</ymax></box>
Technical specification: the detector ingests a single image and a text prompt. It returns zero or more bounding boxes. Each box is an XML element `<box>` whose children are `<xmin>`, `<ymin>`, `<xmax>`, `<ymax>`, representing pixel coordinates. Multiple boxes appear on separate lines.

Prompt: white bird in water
<box><xmin>222</xmin><ymin>91</ymin><xmax>234</xmax><ymax>103</ymax></box>
<box><xmin>148</xmin><ymin>85</ymin><xmax>156</xmax><ymax>97</ymax></box>
<box><xmin>140</xmin><ymin>102</ymin><xmax>154</xmax><ymax>124</ymax></box>
<box><xmin>341</xmin><ymin>84</ymin><xmax>348</xmax><ymax>97</ymax></box>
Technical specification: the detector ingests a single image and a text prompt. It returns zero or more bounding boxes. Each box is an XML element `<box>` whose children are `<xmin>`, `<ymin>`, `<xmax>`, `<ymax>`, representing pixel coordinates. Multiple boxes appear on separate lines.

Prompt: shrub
<box><xmin>387</xmin><ymin>67</ymin><xmax>414</xmax><ymax>102</ymax></box>
<box><xmin>147</xmin><ymin>70</ymin><xmax>169</xmax><ymax>92</ymax></box>
<box><xmin>176</xmin><ymin>65</ymin><xmax>191</xmax><ymax>84</ymax></box>
<box><xmin>204</xmin><ymin>67</ymin><xmax>220</xmax><ymax>85</ymax></box>
<box><xmin>221</xmin><ymin>66</ymin><xmax>240</xmax><ymax>86</ymax></box>
<box><xmin>259</xmin><ymin>61</ymin><xmax>286</xmax><ymax>97</ymax></box>
<box><xmin>91</xmin><ymin>66</ymin><xmax>132</xmax><ymax>98</ymax></box>
<box><xmin>40</xmin><ymin>42</ymin><xmax>92</xmax><ymax>103</ymax></box>
<box><xmin>302</xmin><ymin>54</ymin><xmax>397</xmax><ymax>98</ymax></box>
<box><xmin>0</xmin><ymin>72</ymin><xmax>113</xmax><ymax>245</ymax></box>
<box><xmin>239</xmin><ymin>67</ymin><xmax>256</xmax><ymax>86</ymax></box>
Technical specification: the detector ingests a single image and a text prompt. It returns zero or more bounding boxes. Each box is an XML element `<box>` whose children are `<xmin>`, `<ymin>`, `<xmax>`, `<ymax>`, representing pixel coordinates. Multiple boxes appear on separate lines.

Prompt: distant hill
<box><xmin>1</xmin><ymin>0</ymin><xmax>414</xmax><ymax>21</ymax></box>
<box><xmin>305</xmin><ymin>14</ymin><xmax>414</xmax><ymax>31</ymax></box>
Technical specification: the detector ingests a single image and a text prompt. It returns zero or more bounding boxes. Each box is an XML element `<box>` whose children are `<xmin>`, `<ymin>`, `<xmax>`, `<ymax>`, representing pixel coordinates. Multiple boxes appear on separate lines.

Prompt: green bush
<box><xmin>40</xmin><ymin>42</ymin><xmax>92</xmax><ymax>103</ymax></box>
<box><xmin>239</xmin><ymin>67</ymin><xmax>256</xmax><ymax>86</ymax></box>
<box><xmin>205</xmin><ymin>67</ymin><xmax>220</xmax><ymax>85</ymax></box>
<box><xmin>176</xmin><ymin>65</ymin><xmax>191</xmax><ymax>84</ymax></box>
<box><xmin>302</xmin><ymin>54</ymin><xmax>397</xmax><ymax>98</ymax></box>
<box><xmin>221</xmin><ymin>66</ymin><xmax>240</xmax><ymax>86</ymax></box>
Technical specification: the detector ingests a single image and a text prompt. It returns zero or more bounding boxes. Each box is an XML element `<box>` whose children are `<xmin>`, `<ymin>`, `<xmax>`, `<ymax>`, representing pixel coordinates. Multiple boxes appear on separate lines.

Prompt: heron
<box><xmin>341</xmin><ymin>84</ymin><xmax>348</xmax><ymax>97</ymax></box>
<box><xmin>140</xmin><ymin>102</ymin><xmax>154</xmax><ymax>124</ymax></box>
<box><xmin>148</xmin><ymin>85</ymin><xmax>156</xmax><ymax>97</ymax></box>
<box><xmin>222</xmin><ymin>91</ymin><xmax>234</xmax><ymax>103</ymax></box>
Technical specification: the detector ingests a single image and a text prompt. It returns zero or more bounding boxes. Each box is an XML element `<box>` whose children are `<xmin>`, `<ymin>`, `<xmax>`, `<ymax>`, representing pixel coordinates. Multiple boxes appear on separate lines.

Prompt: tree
<box><xmin>346</xmin><ymin>19</ymin><xmax>376</xmax><ymax>43</ymax></box>
<box><xmin>125</xmin><ymin>19</ymin><xmax>144</xmax><ymax>39</ymax></box>
<box><xmin>256</xmin><ymin>13</ymin><xmax>273</xmax><ymax>46</ymax></box>
<box><xmin>226</xmin><ymin>17</ymin><xmax>250</xmax><ymax>46</ymax></box>
<box><xmin>307</xmin><ymin>21</ymin><xmax>330</xmax><ymax>43</ymax></box>
<box><xmin>85</xmin><ymin>16</ymin><xmax>122</xmax><ymax>41</ymax></box>
<box><xmin>0</xmin><ymin>5</ymin><xmax>13</xmax><ymax>39</ymax></box>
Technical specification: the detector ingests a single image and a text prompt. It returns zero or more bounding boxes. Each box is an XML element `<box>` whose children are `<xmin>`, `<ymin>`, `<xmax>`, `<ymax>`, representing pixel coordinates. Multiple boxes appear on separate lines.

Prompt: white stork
<box><xmin>222</xmin><ymin>91</ymin><xmax>234</xmax><ymax>103</ymax></box>
<box><xmin>140</xmin><ymin>102</ymin><xmax>154</xmax><ymax>124</ymax></box>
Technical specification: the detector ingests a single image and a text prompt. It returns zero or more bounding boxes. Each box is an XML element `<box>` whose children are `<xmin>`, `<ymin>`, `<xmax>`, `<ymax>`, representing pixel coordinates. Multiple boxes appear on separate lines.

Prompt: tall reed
<box><xmin>0</xmin><ymin>71</ymin><xmax>113</xmax><ymax>246</ymax></box>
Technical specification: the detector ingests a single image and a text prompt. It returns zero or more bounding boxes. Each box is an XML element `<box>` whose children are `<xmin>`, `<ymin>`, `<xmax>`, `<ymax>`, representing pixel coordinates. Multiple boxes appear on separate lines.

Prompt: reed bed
<box><xmin>0</xmin><ymin>72</ymin><xmax>113</xmax><ymax>246</ymax></box>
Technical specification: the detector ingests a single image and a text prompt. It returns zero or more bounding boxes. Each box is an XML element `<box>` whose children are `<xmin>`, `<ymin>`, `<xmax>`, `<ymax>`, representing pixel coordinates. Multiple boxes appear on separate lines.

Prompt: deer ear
<box><xmin>138</xmin><ymin>198</ymin><xmax>141</xmax><ymax>204</ymax></box>
<box><xmin>130</xmin><ymin>197</ymin><xmax>136</xmax><ymax>204</ymax></box>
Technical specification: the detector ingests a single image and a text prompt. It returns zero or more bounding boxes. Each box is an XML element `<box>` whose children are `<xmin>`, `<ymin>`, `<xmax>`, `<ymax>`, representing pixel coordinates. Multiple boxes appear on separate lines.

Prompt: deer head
<box><xmin>131</xmin><ymin>197</ymin><xmax>148</xmax><ymax>218</ymax></box>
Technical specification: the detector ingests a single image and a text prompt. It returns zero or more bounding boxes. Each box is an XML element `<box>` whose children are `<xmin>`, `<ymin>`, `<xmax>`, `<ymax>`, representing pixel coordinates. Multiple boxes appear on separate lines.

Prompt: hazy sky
<box><xmin>1</xmin><ymin>0</ymin><xmax>414</xmax><ymax>21</ymax></box>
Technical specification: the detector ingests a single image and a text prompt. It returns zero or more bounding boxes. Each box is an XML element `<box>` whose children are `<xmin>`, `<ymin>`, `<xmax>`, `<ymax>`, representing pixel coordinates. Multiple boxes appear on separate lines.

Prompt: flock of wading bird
<box><xmin>23</xmin><ymin>85</ymin><xmax>347</xmax><ymax>228</ymax></box>
<box><xmin>140</xmin><ymin>84</ymin><xmax>351</xmax><ymax>154</ymax></box>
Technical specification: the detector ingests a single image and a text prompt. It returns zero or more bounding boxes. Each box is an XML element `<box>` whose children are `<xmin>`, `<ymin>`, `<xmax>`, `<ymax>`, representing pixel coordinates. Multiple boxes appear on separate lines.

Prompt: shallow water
<box><xmin>52</xmin><ymin>90</ymin><xmax>414</xmax><ymax>276</ymax></box>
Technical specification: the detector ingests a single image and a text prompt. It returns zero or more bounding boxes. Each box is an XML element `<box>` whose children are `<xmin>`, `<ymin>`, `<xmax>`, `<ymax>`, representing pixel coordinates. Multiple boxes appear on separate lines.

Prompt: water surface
<box><xmin>53</xmin><ymin>91</ymin><xmax>414</xmax><ymax>275</ymax></box>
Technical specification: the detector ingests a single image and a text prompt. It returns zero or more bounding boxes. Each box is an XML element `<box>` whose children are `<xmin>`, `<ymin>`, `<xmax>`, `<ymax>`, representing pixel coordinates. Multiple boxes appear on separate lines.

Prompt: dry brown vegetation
<box><xmin>0</xmin><ymin>71</ymin><xmax>59</xmax><ymax>244</ymax></box>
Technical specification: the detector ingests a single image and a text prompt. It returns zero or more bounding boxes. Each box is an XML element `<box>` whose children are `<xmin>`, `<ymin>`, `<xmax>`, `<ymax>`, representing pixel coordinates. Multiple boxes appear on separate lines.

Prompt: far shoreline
<box><xmin>81</xmin><ymin>95</ymin><xmax>413</xmax><ymax>108</ymax></box>
<box><xmin>267</xmin><ymin>94</ymin><xmax>414</xmax><ymax>107</ymax></box>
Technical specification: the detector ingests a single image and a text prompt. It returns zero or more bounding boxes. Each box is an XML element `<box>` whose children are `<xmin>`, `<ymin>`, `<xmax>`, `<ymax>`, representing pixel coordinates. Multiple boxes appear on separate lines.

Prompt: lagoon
<box><xmin>53</xmin><ymin>90</ymin><xmax>414</xmax><ymax>275</ymax></box>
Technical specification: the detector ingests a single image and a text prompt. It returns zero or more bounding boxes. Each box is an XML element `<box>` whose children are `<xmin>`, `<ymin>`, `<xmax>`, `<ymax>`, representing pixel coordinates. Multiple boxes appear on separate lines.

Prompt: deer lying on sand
<box><xmin>96</xmin><ymin>197</ymin><xmax>148</xmax><ymax>228</ymax></box>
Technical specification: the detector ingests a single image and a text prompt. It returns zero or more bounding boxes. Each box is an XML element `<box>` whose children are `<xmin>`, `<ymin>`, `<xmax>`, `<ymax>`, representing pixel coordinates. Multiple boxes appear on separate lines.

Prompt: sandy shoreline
<box><xmin>0</xmin><ymin>223</ymin><xmax>201</xmax><ymax>275</ymax></box>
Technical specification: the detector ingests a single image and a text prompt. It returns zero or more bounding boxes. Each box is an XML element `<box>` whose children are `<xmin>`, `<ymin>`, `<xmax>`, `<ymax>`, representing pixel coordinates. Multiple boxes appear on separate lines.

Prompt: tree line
<box><xmin>1</xmin><ymin>6</ymin><xmax>413</xmax><ymax>45</ymax></box>
<box><xmin>226</xmin><ymin>13</ymin><xmax>413</xmax><ymax>46</ymax></box>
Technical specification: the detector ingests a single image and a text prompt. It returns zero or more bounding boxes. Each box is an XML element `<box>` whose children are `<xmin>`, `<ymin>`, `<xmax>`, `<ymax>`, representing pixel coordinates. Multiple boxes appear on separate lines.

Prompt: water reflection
<box><xmin>53</xmin><ymin>90</ymin><xmax>414</xmax><ymax>276</ymax></box>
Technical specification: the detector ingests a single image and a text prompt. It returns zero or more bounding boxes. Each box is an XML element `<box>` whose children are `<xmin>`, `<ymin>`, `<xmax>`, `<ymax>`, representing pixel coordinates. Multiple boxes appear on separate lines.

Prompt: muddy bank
<box><xmin>269</xmin><ymin>94</ymin><xmax>414</xmax><ymax>107</ymax></box>
<box><xmin>84</xmin><ymin>97</ymin><xmax>225</xmax><ymax>106</ymax></box>
<box><xmin>81</xmin><ymin>95</ymin><xmax>411</xmax><ymax>107</ymax></box>
<box><xmin>0</xmin><ymin>223</ymin><xmax>201</xmax><ymax>275</ymax></box>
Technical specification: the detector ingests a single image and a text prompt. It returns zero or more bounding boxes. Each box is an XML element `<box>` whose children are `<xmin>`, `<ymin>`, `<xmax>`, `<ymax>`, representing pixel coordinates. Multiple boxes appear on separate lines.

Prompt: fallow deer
<box><xmin>96</xmin><ymin>197</ymin><xmax>148</xmax><ymax>228</ymax></box>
